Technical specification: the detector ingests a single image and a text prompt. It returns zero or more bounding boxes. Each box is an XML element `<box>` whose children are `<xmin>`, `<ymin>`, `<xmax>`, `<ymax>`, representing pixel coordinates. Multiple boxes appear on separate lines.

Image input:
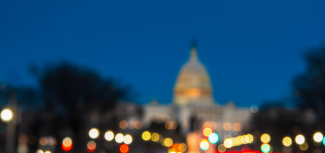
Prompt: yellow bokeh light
<box><xmin>168</xmin><ymin>148</ymin><xmax>176</xmax><ymax>153</ymax></box>
<box><xmin>282</xmin><ymin>136</ymin><xmax>292</xmax><ymax>147</ymax></box>
<box><xmin>299</xmin><ymin>142</ymin><xmax>308</xmax><ymax>151</ymax></box>
<box><xmin>260</xmin><ymin>134</ymin><xmax>271</xmax><ymax>143</ymax></box>
<box><xmin>44</xmin><ymin>151</ymin><xmax>51</xmax><ymax>153</ymax></box>
<box><xmin>178</xmin><ymin>143</ymin><xmax>187</xmax><ymax>152</ymax></box>
<box><xmin>163</xmin><ymin>138</ymin><xmax>173</xmax><ymax>147</ymax></box>
<box><xmin>223</xmin><ymin>122</ymin><xmax>232</xmax><ymax>131</ymax></box>
<box><xmin>240</xmin><ymin>136</ymin><xmax>246</xmax><ymax>144</ymax></box>
<box><xmin>224</xmin><ymin>138</ymin><xmax>233</xmax><ymax>148</ymax></box>
<box><xmin>142</xmin><ymin>131</ymin><xmax>151</xmax><ymax>141</ymax></box>
<box><xmin>203</xmin><ymin>127</ymin><xmax>213</xmax><ymax>137</ymax></box>
<box><xmin>295</xmin><ymin>134</ymin><xmax>305</xmax><ymax>145</ymax></box>
<box><xmin>151</xmin><ymin>133</ymin><xmax>160</xmax><ymax>142</ymax></box>
<box><xmin>1</xmin><ymin>109</ymin><xmax>13</xmax><ymax>121</ymax></box>
<box><xmin>218</xmin><ymin>144</ymin><xmax>226</xmax><ymax>152</ymax></box>
<box><xmin>313</xmin><ymin>132</ymin><xmax>323</xmax><ymax>142</ymax></box>
<box><xmin>235</xmin><ymin>137</ymin><xmax>242</xmax><ymax>145</ymax></box>
<box><xmin>124</xmin><ymin>134</ymin><xmax>133</xmax><ymax>144</ymax></box>
<box><xmin>245</xmin><ymin>134</ymin><xmax>254</xmax><ymax>143</ymax></box>
<box><xmin>104</xmin><ymin>131</ymin><xmax>114</xmax><ymax>141</ymax></box>
<box><xmin>231</xmin><ymin>138</ymin><xmax>237</xmax><ymax>146</ymax></box>
<box><xmin>115</xmin><ymin>133</ymin><xmax>124</xmax><ymax>143</ymax></box>
<box><xmin>119</xmin><ymin>120</ymin><xmax>128</xmax><ymax>129</ymax></box>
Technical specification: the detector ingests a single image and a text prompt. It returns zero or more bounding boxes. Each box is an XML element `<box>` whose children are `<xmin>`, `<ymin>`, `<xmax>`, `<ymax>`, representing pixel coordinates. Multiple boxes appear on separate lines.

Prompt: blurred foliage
<box><xmin>293</xmin><ymin>43</ymin><xmax>325</xmax><ymax>118</ymax></box>
<box><xmin>35</xmin><ymin>62</ymin><xmax>131</xmax><ymax>115</ymax></box>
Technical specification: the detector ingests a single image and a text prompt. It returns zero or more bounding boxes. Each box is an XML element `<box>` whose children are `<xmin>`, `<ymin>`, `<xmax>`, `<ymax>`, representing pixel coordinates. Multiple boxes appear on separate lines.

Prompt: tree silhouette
<box><xmin>293</xmin><ymin>43</ymin><xmax>325</xmax><ymax>119</ymax></box>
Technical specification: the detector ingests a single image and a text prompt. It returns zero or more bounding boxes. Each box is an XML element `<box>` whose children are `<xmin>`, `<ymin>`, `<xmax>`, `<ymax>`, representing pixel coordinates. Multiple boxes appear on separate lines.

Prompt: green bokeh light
<box><xmin>261</xmin><ymin>143</ymin><xmax>271</xmax><ymax>153</ymax></box>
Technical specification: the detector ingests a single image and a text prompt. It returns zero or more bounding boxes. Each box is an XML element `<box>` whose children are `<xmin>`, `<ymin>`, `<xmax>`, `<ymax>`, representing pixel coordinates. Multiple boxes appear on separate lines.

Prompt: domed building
<box><xmin>142</xmin><ymin>42</ymin><xmax>252</xmax><ymax>138</ymax></box>
<box><xmin>173</xmin><ymin>46</ymin><xmax>214</xmax><ymax>106</ymax></box>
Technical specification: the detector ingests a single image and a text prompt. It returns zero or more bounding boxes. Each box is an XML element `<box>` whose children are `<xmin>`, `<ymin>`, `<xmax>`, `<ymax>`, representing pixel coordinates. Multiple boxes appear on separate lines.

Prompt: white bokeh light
<box><xmin>295</xmin><ymin>134</ymin><xmax>305</xmax><ymax>145</ymax></box>
<box><xmin>105</xmin><ymin>131</ymin><xmax>114</xmax><ymax>141</ymax></box>
<box><xmin>313</xmin><ymin>132</ymin><xmax>323</xmax><ymax>143</ymax></box>
<box><xmin>124</xmin><ymin>134</ymin><xmax>133</xmax><ymax>144</ymax></box>
<box><xmin>1</xmin><ymin>109</ymin><xmax>13</xmax><ymax>121</ymax></box>
<box><xmin>115</xmin><ymin>133</ymin><xmax>124</xmax><ymax>143</ymax></box>
<box><xmin>89</xmin><ymin>128</ymin><xmax>99</xmax><ymax>139</ymax></box>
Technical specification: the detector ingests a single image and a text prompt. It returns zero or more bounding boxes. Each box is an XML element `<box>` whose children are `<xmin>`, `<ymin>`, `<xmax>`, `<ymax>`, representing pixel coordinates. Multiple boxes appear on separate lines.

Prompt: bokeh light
<box><xmin>202</xmin><ymin>127</ymin><xmax>213</xmax><ymax>137</ymax></box>
<box><xmin>87</xmin><ymin>141</ymin><xmax>96</xmax><ymax>152</ymax></box>
<box><xmin>261</xmin><ymin>143</ymin><xmax>271</xmax><ymax>152</ymax></box>
<box><xmin>39</xmin><ymin>137</ymin><xmax>48</xmax><ymax>145</ymax></box>
<box><xmin>208</xmin><ymin>133</ymin><xmax>219</xmax><ymax>144</ymax></box>
<box><xmin>115</xmin><ymin>133</ymin><xmax>124</xmax><ymax>143</ymax></box>
<box><xmin>218</xmin><ymin>144</ymin><xmax>226</xmax><ymax>152</ymax></box>
<box><xmin>245</xmin><ymin>134</ymin><xmax>254</xmax><ymax>143</ymax></box>
<box><xmin>119</xmin><ymin>120</ymin><xmax>128</xmax><ymax>129</ymax></box>
<box><xmin>62</xmin><ymin>137</ymin><xmax>72</xmax><ymax>151</ymax></box>
<box><xmin>162</xmin><ymin>138</ymin><xmax>173</xmax><ymax>147</ymax></box>
<box><xmin>1</xmin><ymin>108</ymin><xmax>13</xmax><ymax>121</ymax></box>
<box><xmin>44</xmin><ymin>151</ymin><xmax>51</xmax><ymax>153</ymax></box>
<box><xmin>165</xmin><ymin>121</ymin><xmax>177</xmax><ymax>130</ymax></box>
<box><xmin>236</xmin><ymin>136</ymin><xmax>243</xmax><ymax>145</ymax></box>
<box><xmin>261</xmin><ymin>134</ymin><xmax>271</xmax><ymax>143</ymax></box>
<box><xmin>323</xmin><ymin>137</ymin><xmax>325</xmax><ymax>145</ymax></box>
<box><xmin>48</xmin><ymin>137</ymin><xmax>55</xmax><ymax>146</ymax></box>
<box><xmin>124</xmin><ymin>134</ymin><xmax>133</xmax><ymax>144</ymax></box>
<box><xmin>134</xmin><ymin>121</ymin><xmax>143</xmax><ymax>129</ymax></box>
<box><xmin>224</xmin><ymin>138</ymin><xmax>233</xmax><ymax>148</ymax></box>
<box><xmin>282</xmin><ymin>136</ymin><xmax>292</xmax><ymax>147</ymax></box>
<box><xmin>199</xmin><ymin>139</ymin><xmax>209</xmax><ymax>150</ymax></box>
<box><xmin>168</xmin><ymin>148</ymin><xmax>176</xmax><ymax>153</ymax></box>
<box><xmin>36</xmin><ymin>150</ymin><xmax>44</xmax><ymax>153</ymax></box>
<box><xmin>104</xmin><ymin>131</ymin><xmax>114</xmax><ymax>141</ymax></box>
<box><xmin>120</xmin><ymin>144</ymin><xmax>129</xmax><ymax>153</ymax></box>
<box><xmin>223</xmin><ymin>122</ymin><xmax>232</xmax><ymax>131</ymax></box>
<box><xmin>151</xmin><ymin>133</ymin><xmax>160</xmax><ymax>142</ymax></box>
<box><xmin>128</xmin><ymin>120</ymin><xmax>135</xmax><ymax>129</ymax></box>
<box><xmin>178</xmin><ymin>143</ymin><xmax>187</xmax><ymax>152</ymax></box>
<box><xmin>250</xmin><ymin>104</ymin><xmax>259</xmax><ymax>113</ymax></box>
<box><xmin>89</xmin><ymin>128</ymin><xmax>99</xmax><ymax>139</ymax></box>
<box><xmin>233</xmin><ymin>123</ymin><xmax>242</xmax><ymax>131</ymax></box>
<box><xmin>239</xmin><ymin>136</ymin><xmax>245</xmax><ymax>144</ymax></box>
<box><xmin>203</xmin><ymin>121</ymin><xmax>217</xmax><ymax>129</ymax></box>
<box><xmin>295</xmin><ymin>134</ymin><xmax>305</xmax><ymax>145</ymax></box>
<box><xmin>314</xmin><ymin>132</ymin><xmax>323</xmax><ymax>143</ymax></box>
<box><xmin>299</xmin><ymin>142</ymin><xmax>308</xmax><ymax>151</ymax></box>
<box><xmin>142</xmin><ymin>131</ymin><xmax>151</xmax><ymax>141</ymax></box>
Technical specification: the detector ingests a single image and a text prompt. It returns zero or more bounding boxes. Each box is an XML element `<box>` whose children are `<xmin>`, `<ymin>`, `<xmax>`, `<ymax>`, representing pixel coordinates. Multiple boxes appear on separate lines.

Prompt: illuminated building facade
<box><xmin>142</xmin><ymin>43</ymin><xmax>252</xmax><ymax>141</ymax></box>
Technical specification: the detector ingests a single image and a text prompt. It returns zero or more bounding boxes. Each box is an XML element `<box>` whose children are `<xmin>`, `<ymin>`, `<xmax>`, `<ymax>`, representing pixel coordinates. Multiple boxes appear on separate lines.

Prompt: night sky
<box><xmin>1</xmin><ymin>0</ymin><xmax>325</xmax><ymax>107</ymax></box>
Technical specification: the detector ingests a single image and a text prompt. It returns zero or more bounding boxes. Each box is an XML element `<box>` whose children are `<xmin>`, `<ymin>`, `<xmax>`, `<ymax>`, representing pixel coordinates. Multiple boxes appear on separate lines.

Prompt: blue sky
<box><xmin>1</xmin><ymin>0</ymin><xmax>325</xmax><ymax>107</ymax></box>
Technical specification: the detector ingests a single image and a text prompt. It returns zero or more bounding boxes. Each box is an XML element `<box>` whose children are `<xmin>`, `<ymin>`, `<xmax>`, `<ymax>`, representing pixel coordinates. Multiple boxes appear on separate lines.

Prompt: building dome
<box><xmin>173</xmin><ymin>47</ymin><xmax>214</xmax><ymax>106</ymax></box>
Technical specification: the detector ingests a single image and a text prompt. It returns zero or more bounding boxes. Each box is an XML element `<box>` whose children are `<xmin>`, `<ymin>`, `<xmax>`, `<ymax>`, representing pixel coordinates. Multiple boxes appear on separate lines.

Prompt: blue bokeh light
<box><xmin>208</xmin><ymin>133</ymin><xmax>219</xmax><ymax>144</ymax></box>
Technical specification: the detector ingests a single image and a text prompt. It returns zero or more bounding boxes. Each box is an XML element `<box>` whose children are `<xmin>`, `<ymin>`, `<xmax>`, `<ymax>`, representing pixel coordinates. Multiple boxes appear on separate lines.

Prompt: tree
<box><xmin>32</xmin><ymin>62</ymin><xmax>132</xmax><ymax>152</ymax></box>
<box><xmin>293</xmin><ymin>43</ymin><xmax>325</xmax><ymax>119</ymax></box>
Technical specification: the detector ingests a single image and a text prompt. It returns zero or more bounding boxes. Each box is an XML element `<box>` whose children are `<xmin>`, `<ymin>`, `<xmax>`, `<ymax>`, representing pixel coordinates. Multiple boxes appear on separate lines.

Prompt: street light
<box><xmin>1</xmin><ymin>108</ymin><xmax>13</xmax><ymax>122</ymax></box>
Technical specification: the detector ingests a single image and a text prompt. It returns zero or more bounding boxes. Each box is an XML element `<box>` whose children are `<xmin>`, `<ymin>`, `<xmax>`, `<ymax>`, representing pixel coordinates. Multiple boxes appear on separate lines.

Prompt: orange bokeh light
<box><xmin>62</xmin><ymin>137</ymin><xmax>72</xmax><ymax>151</ymax></box>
